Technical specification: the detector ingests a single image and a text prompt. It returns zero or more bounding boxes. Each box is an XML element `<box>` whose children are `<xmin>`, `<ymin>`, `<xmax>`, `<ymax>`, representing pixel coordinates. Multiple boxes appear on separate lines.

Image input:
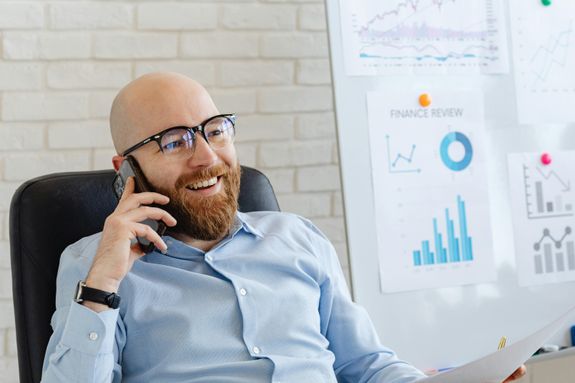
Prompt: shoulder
<box><xmin>61</xmin><ymin>232</ymin><xmax>102</xmax><ymax>267</ymax></box>
<box><xmin>54</xmin><ymin>232</ymin><xmax>103</xmax><ymax>305</ymax></box>
<box><xmin>238</xmin><ymin>211</ymin><xmax>333</xmax><ymax>258</ymax></box>
<box><xmin>239</xmin><ymin>211</ymin><xmax>327</xmax><ymax>240</ymax></box>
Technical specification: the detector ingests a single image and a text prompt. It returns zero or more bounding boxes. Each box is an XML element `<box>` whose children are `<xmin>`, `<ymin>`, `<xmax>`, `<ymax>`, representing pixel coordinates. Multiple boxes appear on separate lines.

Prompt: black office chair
<box><xmin>9</xmin><ymin>166</ymin><xmax>279</xmax><ymax>383</ymax></box>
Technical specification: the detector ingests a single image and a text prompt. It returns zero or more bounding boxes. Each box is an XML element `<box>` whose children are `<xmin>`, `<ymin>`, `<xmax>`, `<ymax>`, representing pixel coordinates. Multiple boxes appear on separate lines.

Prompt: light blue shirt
<box><xmin>42</xmin><ymin>211</ymin><xmax>425</xmax><ymax>383</ymax></box>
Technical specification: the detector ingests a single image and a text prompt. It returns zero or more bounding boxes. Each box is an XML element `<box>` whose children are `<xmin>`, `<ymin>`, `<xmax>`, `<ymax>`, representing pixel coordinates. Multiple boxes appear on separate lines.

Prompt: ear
<box><xmin>112</xmin><ymin>155</ymin><xmax>124</xmax><ymax>172</ymax></box>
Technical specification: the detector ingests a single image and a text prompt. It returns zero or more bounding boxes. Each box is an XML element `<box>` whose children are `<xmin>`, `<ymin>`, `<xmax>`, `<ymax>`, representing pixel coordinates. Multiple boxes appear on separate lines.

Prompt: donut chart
<box><xmin>440</xmin><ymin>132</ymin><xmax>473</xmax><ymax>171</ymax></box>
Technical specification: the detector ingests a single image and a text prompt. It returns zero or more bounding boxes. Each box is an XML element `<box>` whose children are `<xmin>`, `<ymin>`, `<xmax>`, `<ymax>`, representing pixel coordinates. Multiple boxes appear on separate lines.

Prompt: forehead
<box><xmin>125</xmin><ymin>81</ymin><xmax>219</xmax><ymax>143</ymax></box>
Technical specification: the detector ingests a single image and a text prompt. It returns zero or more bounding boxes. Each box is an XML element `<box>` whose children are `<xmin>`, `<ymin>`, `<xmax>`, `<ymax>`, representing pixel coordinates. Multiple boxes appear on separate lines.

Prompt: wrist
<box><xmin>74</xmin><ymin>280</ymin><xmax>122</xmax><ymax>310</ymax></box>
<box><xmin>81</xmin><ymin>300</ymin><xmax>112</xmax><ymax>313</ymax></box>
<box><xmin>85</xmin><ymin>273</ymin><xmax>120</xmax><ymax>293</ymax></box>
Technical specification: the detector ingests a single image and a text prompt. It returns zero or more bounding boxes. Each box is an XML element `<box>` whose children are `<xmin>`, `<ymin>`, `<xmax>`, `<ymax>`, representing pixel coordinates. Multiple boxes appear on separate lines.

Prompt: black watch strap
<box><xmin>74</xmin><ymin>281</ymin><xmax>121</xmax><ymax>309</ymax></box>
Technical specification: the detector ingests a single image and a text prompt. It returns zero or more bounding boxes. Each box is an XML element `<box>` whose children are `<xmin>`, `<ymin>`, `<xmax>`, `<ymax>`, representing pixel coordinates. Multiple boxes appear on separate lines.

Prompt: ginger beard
<box><xmin>148</xmin><ymin>162</ymin><xmax>241</xmax><ymax>241</ymax></box>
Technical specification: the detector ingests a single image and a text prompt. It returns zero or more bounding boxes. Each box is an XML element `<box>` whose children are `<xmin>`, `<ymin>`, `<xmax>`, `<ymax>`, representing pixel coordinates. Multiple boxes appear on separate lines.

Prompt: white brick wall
<box><xmin>0</xmin><ymin>1</ymin><xmax>346</xmax><ymax>381</ymax></box>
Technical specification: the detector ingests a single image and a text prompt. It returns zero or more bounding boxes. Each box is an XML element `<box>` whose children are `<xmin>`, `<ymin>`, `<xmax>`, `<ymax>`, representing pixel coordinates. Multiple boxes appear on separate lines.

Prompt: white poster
<box><xmin>368</xmin><ymin>91</ymin><xmax>496</xmax><ymax>293</ymax></box>
<box><xmin>508</xmin><ymin>152</ymin><xmax>575</xmax><ymax>287</ymax></box>
<box><xmin>510</xmin><ymin>0</ymin><xmax>575</xmax><ymax>124</ymax></box>
<box><xmin>339</xmin><ymin>0</ymin><xmax>509</xmax><ymax>76</ymax></box>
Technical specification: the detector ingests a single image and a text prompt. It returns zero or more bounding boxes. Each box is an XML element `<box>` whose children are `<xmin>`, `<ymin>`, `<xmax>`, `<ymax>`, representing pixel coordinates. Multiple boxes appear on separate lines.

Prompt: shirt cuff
<box><xmin>60</xmin><ymin>301</ymin><xmax>119</xmax><ymax>356</ymax></box>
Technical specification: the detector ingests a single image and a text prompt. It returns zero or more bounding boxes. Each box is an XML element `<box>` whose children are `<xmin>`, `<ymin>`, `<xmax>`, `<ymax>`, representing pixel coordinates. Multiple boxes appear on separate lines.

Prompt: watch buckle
<box><xmin>74</xmin><ymin>280</ymin><xmax>86</xmax><ymax>303</ymax></box>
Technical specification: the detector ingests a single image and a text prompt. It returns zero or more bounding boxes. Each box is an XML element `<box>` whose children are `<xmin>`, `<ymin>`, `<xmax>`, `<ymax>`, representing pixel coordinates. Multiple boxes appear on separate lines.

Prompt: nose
<box><xmin>187</xmin><ymin>132</ymin><xmax>218</xmax><ymax>168</ymax></box>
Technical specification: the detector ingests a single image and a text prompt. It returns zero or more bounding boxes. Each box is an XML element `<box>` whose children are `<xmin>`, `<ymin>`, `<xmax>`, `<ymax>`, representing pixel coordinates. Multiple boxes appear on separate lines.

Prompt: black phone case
<box><xmin>112</xmin><ymin>156</ymin><xmax>167</xmax><ymax>253</ymax></box>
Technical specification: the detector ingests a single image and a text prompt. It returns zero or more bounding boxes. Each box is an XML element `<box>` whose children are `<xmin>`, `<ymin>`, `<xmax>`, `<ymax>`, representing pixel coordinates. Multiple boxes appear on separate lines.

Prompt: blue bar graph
<box><xmin>413</xmin><ymin>250</ymin><xmax>422</xmax><ymax>266</ymax></box>
<box><xmin>412</xmin><ymin>195</ymin><xmax>474</xmax><ymax>267</ymax></box>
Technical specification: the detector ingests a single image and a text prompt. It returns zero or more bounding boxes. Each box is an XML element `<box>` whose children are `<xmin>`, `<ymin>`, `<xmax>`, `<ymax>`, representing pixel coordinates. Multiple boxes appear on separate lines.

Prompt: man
<box><xmin>41</xmin><ymin>72</ymin><xmax>525</xmax><ymax>382</ymax></box>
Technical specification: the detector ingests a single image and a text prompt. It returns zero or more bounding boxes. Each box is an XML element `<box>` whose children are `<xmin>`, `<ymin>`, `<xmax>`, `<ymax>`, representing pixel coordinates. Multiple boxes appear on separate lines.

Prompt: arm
<box><xmin>310</xmin><ymin>220</ymin><xmax>525</xmax><ymax>383</ymax></box>
<box><xmin>41</xmin><ymin>300</ymin><xmax>125</xmax><ymax>383</ymax></box>
<box><xmin>306</xmin><ymin>221</ymin><xmax>425</xmax><ymax>383</ymax></box>
<box><xmin>41</xmin><ymin>177</ymin><xmax>177</xmax><ymax>382</ymax></box>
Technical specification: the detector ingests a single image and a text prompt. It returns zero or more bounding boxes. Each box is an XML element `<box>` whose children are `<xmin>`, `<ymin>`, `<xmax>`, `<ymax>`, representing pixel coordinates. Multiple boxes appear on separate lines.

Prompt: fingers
<box><xmin>123</xmin><ymin>206</ymin><xmax>177</xmax><ymax>227</ymax></box>
<box><xmin>117</xmin><ymin>177</ymin><xmax>171</xmax><ymax>212</ymax></box>
<box><xmin>503</xmin><ymin>365</ymin><xmax>527</xmax><ymax>382</ymax></box>
<box><xmin>119</xmin><ymin>176</ymin><xmax>136</xmax><ymax>201</ymax></box>
<box><xmin>132</xmin><ymin>222</ymin><xmax>168</xmax><ymax>253</ymax></box>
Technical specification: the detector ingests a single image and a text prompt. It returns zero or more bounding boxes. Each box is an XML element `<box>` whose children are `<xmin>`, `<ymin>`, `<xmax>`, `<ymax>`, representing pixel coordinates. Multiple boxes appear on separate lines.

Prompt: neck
<box><xmin>170</xmin><ymin>232</ymin><xmax>225</xmax><ymax>252</ymax></box>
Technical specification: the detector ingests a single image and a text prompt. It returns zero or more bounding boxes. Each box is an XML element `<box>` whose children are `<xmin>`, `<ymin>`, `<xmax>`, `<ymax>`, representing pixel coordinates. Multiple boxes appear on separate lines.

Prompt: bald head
<box><xmin>110</xmin><ymin>72</ymin><xmax>219</xmax><ymax>154</ymax></box>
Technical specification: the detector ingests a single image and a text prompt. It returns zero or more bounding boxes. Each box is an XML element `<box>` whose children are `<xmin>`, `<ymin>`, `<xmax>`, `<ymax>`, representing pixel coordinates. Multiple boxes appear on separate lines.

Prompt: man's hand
<box><xmin>503</xmin><ymin>365</ymin><xmax>526</xmax><ymax>382</ymax></box>
<box><xmin>84</xmin><ymin>176</ymin><xmax>177</xmax><ymax>306</ymax></box>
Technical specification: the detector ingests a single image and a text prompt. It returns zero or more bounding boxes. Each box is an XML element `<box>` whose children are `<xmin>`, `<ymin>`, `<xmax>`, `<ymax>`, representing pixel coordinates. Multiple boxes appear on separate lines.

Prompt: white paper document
<box><xmin>367</xmin><ymin>90</ymin><xmax>496</xmax><ymax>293</ymax></box>
<box><xmin>510</xmin><ymin>0</ymin><xmax>575</xmax><ymax>124</ymax></box>
<box><xmin>339</xmin><ymin>0</ymin><xmax>509</xmax><ymax>76</ymax></box>
<box><xmin>418</xmin><ymin>305</ymin><xmax>575</xmax><ymax>383</ymax></box>
<box><xmin>507</xmin><ymin>152</ymin><xmax>575</xmax><ymax>287</ymax></box>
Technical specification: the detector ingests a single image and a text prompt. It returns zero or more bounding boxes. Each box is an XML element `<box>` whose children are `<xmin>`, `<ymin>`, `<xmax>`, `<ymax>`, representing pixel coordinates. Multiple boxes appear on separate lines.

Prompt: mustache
<box><xmin>174</xmin><ymin>163</ymin><xmax>228</xmax><ymax>189</ymax></box>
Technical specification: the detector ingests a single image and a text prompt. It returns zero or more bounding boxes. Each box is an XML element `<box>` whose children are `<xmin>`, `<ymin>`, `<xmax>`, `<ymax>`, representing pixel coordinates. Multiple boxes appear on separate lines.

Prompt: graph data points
<box><xmin>533</xmin><ymin>226</ymin><xmax>574</xmax><ymax>274</ymax></box>
<box><xmin>386</xmin><ymin>135</ymin><xmax>421</xmax><ymax>173</ymax></box>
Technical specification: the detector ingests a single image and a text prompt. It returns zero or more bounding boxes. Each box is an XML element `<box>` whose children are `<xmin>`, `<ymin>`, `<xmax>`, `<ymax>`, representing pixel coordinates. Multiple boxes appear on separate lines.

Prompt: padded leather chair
<box><xmin>9</xmin><ymin>166</ymin><xmax>279</xmax><ymax>383</ymax></box>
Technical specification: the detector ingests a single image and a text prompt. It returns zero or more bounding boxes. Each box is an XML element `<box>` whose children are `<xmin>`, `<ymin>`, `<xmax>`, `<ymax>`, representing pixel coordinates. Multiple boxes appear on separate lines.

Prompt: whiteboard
<box><xmin>325</xmin><ymin>0</ymin><xmax>575</xmax><ymax>370</ymax></box>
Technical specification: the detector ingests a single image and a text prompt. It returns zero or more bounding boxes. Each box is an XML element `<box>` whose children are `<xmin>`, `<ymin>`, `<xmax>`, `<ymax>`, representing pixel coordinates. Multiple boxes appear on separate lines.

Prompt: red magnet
<box><xmin>540</xmin><ymin>152</ymin><xmax>552</xmax><ymax>165</ymax></box>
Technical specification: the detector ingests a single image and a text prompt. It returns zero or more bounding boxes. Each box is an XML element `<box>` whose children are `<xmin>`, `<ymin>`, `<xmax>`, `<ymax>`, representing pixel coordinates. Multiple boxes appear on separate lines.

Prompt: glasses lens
<box><xmin>160</xmin><ymin>128</ymin><xmax>194</xmax><ymax>155</ymax></box>
<box><xmin>205</xmin><ymin>116</ymin><xmax>235</xmax><ymax>149</ymax></box>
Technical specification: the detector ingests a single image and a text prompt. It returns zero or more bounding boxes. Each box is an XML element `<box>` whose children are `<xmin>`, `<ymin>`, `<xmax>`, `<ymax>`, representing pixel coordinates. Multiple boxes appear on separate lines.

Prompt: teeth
<box><xmin>189</xmin><ymin>177</ymin><xmax>217</xmax><ymax>190</ymax></box>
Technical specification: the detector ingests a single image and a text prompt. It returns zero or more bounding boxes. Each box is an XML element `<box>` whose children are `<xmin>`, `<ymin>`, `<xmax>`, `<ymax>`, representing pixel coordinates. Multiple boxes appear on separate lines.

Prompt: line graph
<box><xmin>510</xmin><ymin>0</ymin><xmax>575</xmax><ymax>123</ymax></box>
<box><xmin>529</xmin><ymin>21</ymin><xmax>573</xmax><ymax>89</ymax></box>
<box><xmin>341</xmin><ymin>0</ymin><xmax>507</xmax><ymax>74</ymax></box>
<box><xmin>532</xmin><ymin>227</ymin><xmax>575</xmax><ymax>275</ymax></box>
<box><xmin>357</xmin><ymin>0</ymin><xmax>454</xmax><ymax>34</ymax></box>
<box><xmin>535</xmin><ymin>167</ymin><xmax>571</xmax><ymax>192</ymax></box>
<box><xmin>386</xmin><ymin>135</ymin><xmax>420</xmax><ymax>173</ymax></box>
<box><xmin>533</xmin><ymin>227</ymin><xmax>572</xmax><ymax>252</ymax></box>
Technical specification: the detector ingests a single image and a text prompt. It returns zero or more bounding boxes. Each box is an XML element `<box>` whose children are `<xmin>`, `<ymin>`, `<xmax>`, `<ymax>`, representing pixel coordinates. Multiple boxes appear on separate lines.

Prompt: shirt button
<box><xmin>252</xmin><ymin>346</ymin><xmax>261</xmax><ymax>354</ymax></box>
<box><xmin>88</xmin><ymin>332</ymin><xmax>98</xmax><ymax>341</ymax></box>
<box><xmin>239</xmin><ymin>288</ymin><xmax>247</xmax><ymax>296</ymax></box>
<box><xmin>205</xmin><ymin>255</ymin><xmax>213</xmax><ymax>262</ymax></box>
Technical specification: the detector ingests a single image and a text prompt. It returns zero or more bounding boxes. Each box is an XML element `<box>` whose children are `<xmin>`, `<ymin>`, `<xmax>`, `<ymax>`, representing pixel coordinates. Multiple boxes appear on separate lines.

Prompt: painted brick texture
<box><xmin>0</xmin><ymin>2</ymin><xmax>346</xmax><ymax>380</ymax></box>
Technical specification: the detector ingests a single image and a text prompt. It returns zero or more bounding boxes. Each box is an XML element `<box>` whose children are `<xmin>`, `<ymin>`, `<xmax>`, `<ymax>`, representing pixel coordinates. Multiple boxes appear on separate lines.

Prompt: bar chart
<box><xmin>533</xmin><ymin>226</ymin><xmax>575</xmax><ymax>274</ymax></box>
<box><xmin>413</xmin><ymin>195</ymin><xmax>474</xmax><ymax>267</ymax></box>
<box><xmin>523</xmin><ymin>164</ymin><xmax>574</xmax><ymax>219</ymax></box>
<box><xmin>508</xmin><ymin>151</ymin><xmax>575</xmax><ymax>286</ymax></box>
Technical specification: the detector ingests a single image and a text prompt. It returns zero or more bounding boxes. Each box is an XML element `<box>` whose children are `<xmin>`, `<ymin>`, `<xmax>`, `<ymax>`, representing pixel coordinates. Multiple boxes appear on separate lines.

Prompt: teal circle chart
<box><xmin>440</xmin><ymin>132</ymin><xmax>473</xmax><ymax>171</ymax></box>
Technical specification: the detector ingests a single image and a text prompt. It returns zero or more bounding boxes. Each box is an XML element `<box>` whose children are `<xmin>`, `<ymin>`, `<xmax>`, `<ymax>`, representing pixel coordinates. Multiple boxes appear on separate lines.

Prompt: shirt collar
<box><xmin>235</xmin><ymin>211</ymin><xmax>263</xmax><ymax>239</ymax></box>
<box><xmin>162</xmin><ymin>211</ymin><xmax>263</xmax><ymax>254</ymax></box>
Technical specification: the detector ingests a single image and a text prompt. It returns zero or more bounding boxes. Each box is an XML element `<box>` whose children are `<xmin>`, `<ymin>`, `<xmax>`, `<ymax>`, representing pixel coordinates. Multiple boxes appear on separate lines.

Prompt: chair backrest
<box><xmin>9</xmin><ymin>166</ymin><xmax>279</xmax><ymax>383</ymax></box>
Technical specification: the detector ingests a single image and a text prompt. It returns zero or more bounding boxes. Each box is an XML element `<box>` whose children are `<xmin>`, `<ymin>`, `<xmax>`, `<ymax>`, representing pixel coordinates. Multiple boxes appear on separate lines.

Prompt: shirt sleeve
<box><xmin>306</xmin><ymin>221</ymin><xmax>426</xmax><ymax>383</ymax></box>
<box><xmin>41</xmin><ymin>236</ymin><xmax>126</xmax><ymax>383</ymax></box>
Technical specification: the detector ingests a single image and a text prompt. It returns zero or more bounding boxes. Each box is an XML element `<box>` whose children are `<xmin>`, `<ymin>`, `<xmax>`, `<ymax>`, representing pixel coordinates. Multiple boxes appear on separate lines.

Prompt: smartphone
<box><xmin>112</xmin><ymin>156</ymin><xmax>167</xmax><ymax>254</ymax></box>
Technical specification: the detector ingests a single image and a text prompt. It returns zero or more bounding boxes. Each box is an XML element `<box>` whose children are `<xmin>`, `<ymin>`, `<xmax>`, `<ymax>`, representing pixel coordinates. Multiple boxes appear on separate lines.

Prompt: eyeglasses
<box><xmin>121</xmin><ymin>114</ymin><xmax>236</xmax><ymax>158</ymax></box>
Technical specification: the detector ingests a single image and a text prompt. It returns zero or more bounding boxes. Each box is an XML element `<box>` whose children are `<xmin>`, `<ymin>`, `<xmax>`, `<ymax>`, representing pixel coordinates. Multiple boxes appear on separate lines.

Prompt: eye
<box><xmin>206</xmin><ymin>119</ymin><xmax>232</xmax><ymax>138</ymax></box>
<box><xmin>207</xmin><ymin>128</ymin><xmax>223</xmax><ymax>137</ymax></box>
<box><xmin>160</xmin><ymin>129</ymin><xmax>193</xmax><ymax>152</ymax></box>
<box><xmin>162</xmin><ymin>139</ymin><xmax>187</xmax><ymax>151</ymax></box>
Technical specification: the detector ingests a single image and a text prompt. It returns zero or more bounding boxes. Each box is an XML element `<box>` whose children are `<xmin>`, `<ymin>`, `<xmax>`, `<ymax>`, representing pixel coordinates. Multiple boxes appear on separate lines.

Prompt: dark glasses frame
<box><xmin>121</xmin><ymin>113</ymin><xmax>236</xmax><ymax>157</ymax></box>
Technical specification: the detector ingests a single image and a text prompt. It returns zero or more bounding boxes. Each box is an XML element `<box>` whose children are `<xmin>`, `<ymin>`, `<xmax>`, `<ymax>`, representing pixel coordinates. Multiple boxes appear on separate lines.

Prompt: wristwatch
<box><xmin>74</xmin><ymin>280</ymin><xmax>121</xmax><ymax>309</ymax></box>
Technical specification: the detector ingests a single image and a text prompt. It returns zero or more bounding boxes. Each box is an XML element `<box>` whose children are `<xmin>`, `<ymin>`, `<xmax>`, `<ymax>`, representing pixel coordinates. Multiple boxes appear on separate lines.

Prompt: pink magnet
<box><xmin>540</xmin><ymin>153</ymin><xmax>552</xmax><ymax>165</ymax></box>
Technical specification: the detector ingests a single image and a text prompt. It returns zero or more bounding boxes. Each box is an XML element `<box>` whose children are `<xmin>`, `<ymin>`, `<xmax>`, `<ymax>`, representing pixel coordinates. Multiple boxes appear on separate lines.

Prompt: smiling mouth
<box><xmin>186</xmin><ymin>176</ymin><xmax>220</xmax><ymax>190</ymax></box>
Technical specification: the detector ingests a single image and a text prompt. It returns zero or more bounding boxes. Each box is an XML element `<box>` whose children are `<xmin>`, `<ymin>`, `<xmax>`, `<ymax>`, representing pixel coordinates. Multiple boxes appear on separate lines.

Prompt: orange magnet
<box><xmin>419</xmin><ymin>93</ymin><xmax>432</xmax><ymax>108</ymax></box>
